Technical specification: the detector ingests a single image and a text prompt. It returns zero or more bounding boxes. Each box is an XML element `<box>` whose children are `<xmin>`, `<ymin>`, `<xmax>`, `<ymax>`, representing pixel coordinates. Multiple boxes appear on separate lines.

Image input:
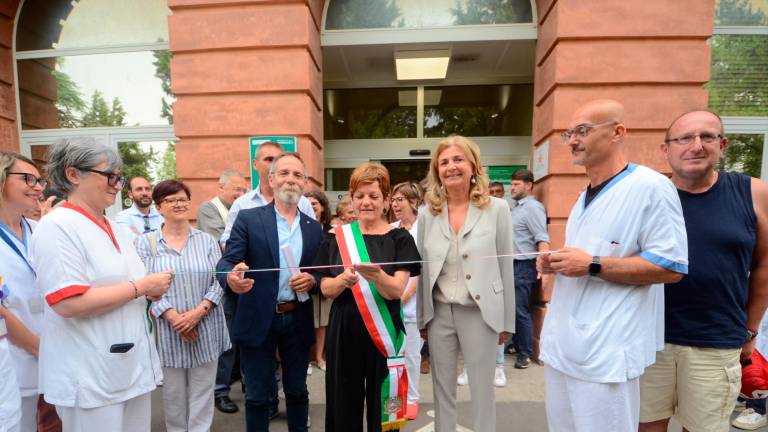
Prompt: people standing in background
<box><xmin>197</xmin><ymin>169</ymin><xmax>249</xmax><ymax>415</ymax></box>
<box><xmin>389</xmin><ymin>181</ymin><xmax>424</xmax><ymax>420</ymax></box>
<box><xmin>137</xmin><ymin>179</ymin><xmax>230</xmax><ymax>432</ymax></box>
<box><xmin>115</xmin><ymin>176</ymin><xmax>163</xmax><ymax>238</ymax></box>
<box><xmin>417</xmin><ymin>136</ymin><xmax>515</xmax><ymax>432</ymax></box>
<box><xmin>488</xmin><ymin>182</ymin><xmax>505</xmax><ymax>199</ymax></box>
<box><xmin>507</xmin><ymin>169</ymin><xmax>550</xmax><ymax>371</ymax></box>
<box><xmin>0</xmin><ymin>152</ymin><xmax>52</xmax><ymax>432</ymax></box>
<box><xmin>31</xmin><ymin>137</ymin><xmax>173</xmax><ymax>432</ymax></box>
<box><xmin>304</xmin><ymin>190</ymin><xmax>333</xmax><ymax>375</ymax></box>
<box><xmin>335</xmin><ymin>194</ymin><xmax>355</xmax><ymax>225</ymax></box>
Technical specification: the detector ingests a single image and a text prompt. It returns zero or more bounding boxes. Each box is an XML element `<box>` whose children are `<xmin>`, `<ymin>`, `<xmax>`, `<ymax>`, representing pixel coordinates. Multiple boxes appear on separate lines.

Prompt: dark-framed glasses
<box><xmin>391</xmin><ymin>196</ymin><xmax>407</xmax><ymax>204</ymax></box>
<box><xmin>664</xmin><ymin>132</ymin><xmax>722</xmax><ymax>146</ymax></box>
<box><xmin>560</xmin><ymin>121</ymin><xmax>618</xmax><ymax>144</ymax></box>
<box><xmin>6</xmin><ymin>172</ymin><xmax>48</xmax><ymax>189</ymax></box>
<box><xmin>77</xmin><ymin>168</ymin><xmax>127</xmax><ymax>188</ymax></box>
<box><xmin>161</xmin><ymin>197</ymin><xmax>191</xmax><ymax>207</ymax></box>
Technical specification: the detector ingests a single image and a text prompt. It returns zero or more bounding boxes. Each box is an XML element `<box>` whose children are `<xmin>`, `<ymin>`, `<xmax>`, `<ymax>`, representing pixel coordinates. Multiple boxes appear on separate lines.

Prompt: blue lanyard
<box><xmin>0</xmin><ymin>219</ymin><xmax>36</xmax><ymax>276</ymax></box>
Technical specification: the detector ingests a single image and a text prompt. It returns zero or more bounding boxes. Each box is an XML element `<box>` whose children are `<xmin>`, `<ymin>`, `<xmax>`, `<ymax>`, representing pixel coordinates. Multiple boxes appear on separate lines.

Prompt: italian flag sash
<box><xmin>335</xmin><ymin>222</ymin><xmax>408</xmax><ymax>431</ymax></box>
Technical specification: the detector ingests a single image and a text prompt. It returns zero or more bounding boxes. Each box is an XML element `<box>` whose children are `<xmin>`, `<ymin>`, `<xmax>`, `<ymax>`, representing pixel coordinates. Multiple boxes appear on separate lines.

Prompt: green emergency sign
<box><xmin>248</xmin><ymin>136</ymin><xmax>297</xmax><ymax>189</ymax></box>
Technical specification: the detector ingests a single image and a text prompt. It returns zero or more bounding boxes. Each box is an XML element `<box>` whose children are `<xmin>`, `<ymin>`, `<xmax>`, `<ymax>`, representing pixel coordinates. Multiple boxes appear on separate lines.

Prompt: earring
<box><xmin>470</xmin><ymin>176</ymin><xmax>476</xmax><ymax>184</ymax></box>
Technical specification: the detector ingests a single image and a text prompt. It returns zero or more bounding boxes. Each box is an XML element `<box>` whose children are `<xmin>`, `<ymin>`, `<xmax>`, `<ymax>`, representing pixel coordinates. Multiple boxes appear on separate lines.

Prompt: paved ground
<box><xmin>149</xmin><ymin>354</ymin><xmax>765</xmax><ymax>431</ymax></box>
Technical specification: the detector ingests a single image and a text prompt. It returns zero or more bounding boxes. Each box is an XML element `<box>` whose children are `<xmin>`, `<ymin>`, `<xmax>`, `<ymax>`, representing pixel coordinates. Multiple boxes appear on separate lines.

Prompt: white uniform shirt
<box><xmin>31</xmin><ymin>203</ymin><xmax>163</xmax><ymax>408</ymax></box>
<box><xmin>220</xmin><ymin>186</ymin><xmax>315</xmax><ymax>246</ymax></box>
<box><xmin>0</xmin><ymin>218</ymin><xmax>43</xmax><ymax>396</ymax></box>
<box><xmin>0</xmin><ymin>313</ymin><xmax>22</xmax><ymax>428</ymax></box>
<box><xmin>391</xmin><ymin>220</ymin><xmax>419</xmax><ymax>323</ymax></box>
<box><xmin>541</xmin><ymin>164</ymin><xmax>688</xmax><ymax>383</ymax></box>
<box><xmin>114</xmin><ymin>204</ymin><xmax>164</xmax><ymax>238</ymax></box>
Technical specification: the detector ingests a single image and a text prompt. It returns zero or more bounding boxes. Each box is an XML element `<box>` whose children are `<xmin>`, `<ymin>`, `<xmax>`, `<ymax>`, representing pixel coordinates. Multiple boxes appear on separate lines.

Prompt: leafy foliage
<box><xmin>451</xmin><ymin>0</ymin><xmax>532</xmax><ymax>25</ymax></box>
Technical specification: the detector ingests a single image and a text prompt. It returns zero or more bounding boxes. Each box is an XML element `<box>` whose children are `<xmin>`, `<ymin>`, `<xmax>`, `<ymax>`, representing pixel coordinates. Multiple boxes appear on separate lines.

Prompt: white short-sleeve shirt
<box><xmin>31</xmin><ymin>203</ymin><xmax>162</xmax><ymax>408</ymax></box>
<box><xmin>541</xmin><ymin>164</ymin><xmax>688</xmax><ymax>383</ymax></box>
<box><xmin>0</xmin><ymin>218</ymin><xmax>43</xmax><ymax>397</ymax></box>
<box><xmin>0</xmin><ymin>315</ymin><xmax>22</xmax><ymax>428</ymax></box>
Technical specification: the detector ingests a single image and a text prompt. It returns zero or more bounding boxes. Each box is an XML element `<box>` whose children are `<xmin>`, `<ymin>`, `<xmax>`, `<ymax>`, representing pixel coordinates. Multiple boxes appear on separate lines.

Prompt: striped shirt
<box><xmin>136</xmin><ymin>227</ymin><xmax>231</xmax><ymax>368</ymax></box>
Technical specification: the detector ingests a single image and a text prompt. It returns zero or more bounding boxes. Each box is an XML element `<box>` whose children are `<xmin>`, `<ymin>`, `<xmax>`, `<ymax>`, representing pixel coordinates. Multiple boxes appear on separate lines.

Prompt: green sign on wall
<box><xmin>487</xmin><ymin>165</ymin><xmax>527</xmax><ymax>185</ymax></box>
<box><xmin>248</xmin><ymin>136</ymin><xmax>297</xmax><ymax>189</ymax></box>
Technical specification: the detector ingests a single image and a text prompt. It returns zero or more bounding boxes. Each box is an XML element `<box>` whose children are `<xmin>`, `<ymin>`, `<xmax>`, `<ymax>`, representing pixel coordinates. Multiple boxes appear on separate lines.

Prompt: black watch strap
<box><xmin>589</xmin><ymin>256</ymin><xmax>602</xmax><ymax>276</ymax></box>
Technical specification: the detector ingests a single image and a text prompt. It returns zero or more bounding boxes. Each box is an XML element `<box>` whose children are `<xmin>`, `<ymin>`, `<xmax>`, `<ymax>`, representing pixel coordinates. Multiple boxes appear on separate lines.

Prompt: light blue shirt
<box><xmin>276</xmin><ymin>207</ymin><xmax>303</xmax><ymax>302</ymax></box>
<box><xmin>220</xmin><ymin>186</ymin><xmax>315</xmax><ymax>246</ymax></box>
<box><xmin>114</xmin><ymin>204</ymin><xmax>164</xmax><ymax>238</ymax></box>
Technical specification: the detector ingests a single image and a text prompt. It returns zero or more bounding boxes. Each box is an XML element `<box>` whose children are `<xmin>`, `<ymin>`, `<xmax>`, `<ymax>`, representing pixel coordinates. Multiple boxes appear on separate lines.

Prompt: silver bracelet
<box><xmin>129</xmin><ymin>280</ymin><xmax>139</xmax><ymax>299</ymax></box>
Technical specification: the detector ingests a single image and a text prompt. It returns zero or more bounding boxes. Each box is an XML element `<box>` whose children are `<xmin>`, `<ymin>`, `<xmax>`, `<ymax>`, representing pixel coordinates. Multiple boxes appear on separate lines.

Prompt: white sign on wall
<box><xmin>533</xmin><ymin>140</ymin><xmax>549</xmax><ymax>181</ymax></box>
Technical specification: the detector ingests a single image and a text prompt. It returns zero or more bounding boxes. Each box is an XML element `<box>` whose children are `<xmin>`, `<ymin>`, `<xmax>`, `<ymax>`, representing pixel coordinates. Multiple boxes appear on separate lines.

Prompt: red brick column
<box><xmin>532</xmin><ymin>0</ymin><xmax>713</xmax><ymax>247</ymax></box>
<box><xmin>168</xmin><ymin>0</ymin><xmax>324</xmax><ymax>212</ymax></box>
<box><xmin>0</xmin><ymin>1</ymin><xmax>21</xmax><ymax>153</ymax></box>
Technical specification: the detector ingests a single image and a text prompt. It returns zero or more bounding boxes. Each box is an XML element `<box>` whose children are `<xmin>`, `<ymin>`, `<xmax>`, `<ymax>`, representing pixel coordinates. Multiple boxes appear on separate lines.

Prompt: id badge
<box><xmin>28</xmin><ymin>296</ymin><xmax>45</xmax><ymax>314</ymax></box>
<box><xmin>0</xmin><ymin>318</ymin><xmax>7</xmax><ymax>339</ymax></box>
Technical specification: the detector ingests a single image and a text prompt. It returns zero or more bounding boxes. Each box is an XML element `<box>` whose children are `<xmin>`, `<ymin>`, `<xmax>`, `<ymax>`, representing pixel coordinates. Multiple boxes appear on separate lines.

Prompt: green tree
<box><xmin>152</xmin><ymin>49</ymin><xmax>173</xmax><ymax>124</ymax></box>
<box><xmin>155</xmin><ymin>142</ymin><xmax>177</xmax><ymax>181</ymax></box>
<box><xmin>719</xmin><ymin>134</ymin><xmax>765</xmax><ymax>177</ymax></box>
<box><xmin>451</xmin><ymin>0</ymin><xmax>532</xmax><ymax>25</ymax></box>
<box><xmin>53</xmin><ymin>62</ymin><xmax>86</xmax><ymax>128</ymax></box>
<box><xmin>325</xmin><ymin>0</ymin><xmax>402</xmax><ymax>29</ymax></box>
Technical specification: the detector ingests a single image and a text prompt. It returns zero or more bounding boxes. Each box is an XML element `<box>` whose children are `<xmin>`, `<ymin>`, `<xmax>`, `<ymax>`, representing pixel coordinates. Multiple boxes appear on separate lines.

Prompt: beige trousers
<box><xmin>162</xmin><ymin>360</ymin><xmax>218</xmax><ymax>432</ymax></box>
<box><xmin>428</xmin><ymin>302</ymin><xmax>499</xmax><ymax>432</ymax></box>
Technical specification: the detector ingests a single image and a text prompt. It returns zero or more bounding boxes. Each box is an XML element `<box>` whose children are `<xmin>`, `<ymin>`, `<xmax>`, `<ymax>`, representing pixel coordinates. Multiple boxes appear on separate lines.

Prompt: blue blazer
<box><xmin>216</xmin><ymin>203</ymin><xmax>322</xmax><ymax>348</ymax></box>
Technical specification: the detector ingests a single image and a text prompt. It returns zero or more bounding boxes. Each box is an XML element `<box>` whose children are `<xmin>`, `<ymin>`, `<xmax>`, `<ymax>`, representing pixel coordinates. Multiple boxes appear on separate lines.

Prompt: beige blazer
<box><xmin>416</xmin><ymin>197</ymin><xmax>515</xmax><ymax>333</ymax></box>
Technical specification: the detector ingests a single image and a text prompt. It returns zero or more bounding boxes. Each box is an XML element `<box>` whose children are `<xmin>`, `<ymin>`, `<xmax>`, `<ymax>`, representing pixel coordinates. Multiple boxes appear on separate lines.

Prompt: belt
<box><xmin>275</xmin><ymin>302</ymin><xmax>298</xmax><ymax>314</ymax></box>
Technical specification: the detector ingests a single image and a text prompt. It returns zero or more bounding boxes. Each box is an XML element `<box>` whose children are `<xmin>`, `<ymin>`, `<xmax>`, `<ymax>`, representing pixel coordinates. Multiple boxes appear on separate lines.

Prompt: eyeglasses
<box><xmin>560</xmin><ymin>121</ymin><xmax>618</xmax><ymax>144</ymax></box>
<box><xmin>78</xmin><ymin>168</ymin><xmax>127</xmax><ymax>188</ymax></box>
<box><xmin>665</xmin><ymin>132</ymin><xmax>723</xmax><ymax>146</ymax></box>
<box><xmin>390</xmin><ymin>197</ymin><xmax>407</xmax><ymax>204</ymax></box>
<box><xmin>160</xmin><ymin>197</ymin><xmax>191</xmax><ymax>207</ymax></box>
<box><xmin>6</xmin><ymin>172</ymin><xmax>48</xmax><ymax>189</ymax></box>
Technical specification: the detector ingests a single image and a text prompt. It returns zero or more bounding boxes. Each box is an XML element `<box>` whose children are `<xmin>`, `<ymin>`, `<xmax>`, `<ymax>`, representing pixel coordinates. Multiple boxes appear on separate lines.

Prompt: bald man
<box><xmin>537</xmin><ymin>100</ymin><xmax>689</xmax><ymax>431</ymax></box>
<box><xmin>639</xmin><ymin>111</ymin><xmax>768</xmax><ymax>432</ymax></box>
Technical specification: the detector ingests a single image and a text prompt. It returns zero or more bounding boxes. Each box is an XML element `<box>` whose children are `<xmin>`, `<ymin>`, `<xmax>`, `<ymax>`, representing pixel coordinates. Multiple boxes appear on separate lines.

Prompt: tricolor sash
<box><xmin>335</xmin><ymin>222</ymin><xmax>408</xmax><ymax>431</ymax></box>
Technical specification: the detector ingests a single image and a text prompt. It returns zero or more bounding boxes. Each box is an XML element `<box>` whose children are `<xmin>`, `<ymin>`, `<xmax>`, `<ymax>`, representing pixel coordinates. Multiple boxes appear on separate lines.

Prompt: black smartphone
<box><xmin>109</xmin><ymin>343</ymin><xmax>134</xmax><ymax>353</ymax></box>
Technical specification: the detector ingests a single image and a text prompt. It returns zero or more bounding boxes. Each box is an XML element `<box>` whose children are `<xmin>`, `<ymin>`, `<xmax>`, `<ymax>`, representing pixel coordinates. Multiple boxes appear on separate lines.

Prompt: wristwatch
<box><xmin>589</xmin><ymin>256</ymin><xmax>602</xmax><ymax>276</ymax></box>
<box><xmin>747</xmin><ymin>329</ymin><xmax>759</xmax><ymax>342</ymax></box>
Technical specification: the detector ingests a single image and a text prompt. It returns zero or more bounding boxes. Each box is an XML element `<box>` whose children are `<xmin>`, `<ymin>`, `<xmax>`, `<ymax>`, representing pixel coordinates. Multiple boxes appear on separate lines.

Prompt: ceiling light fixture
<box><xmin>394</xmin><ymin>49</ymin><xmax>451</xmax><ymax>81</ymax></box>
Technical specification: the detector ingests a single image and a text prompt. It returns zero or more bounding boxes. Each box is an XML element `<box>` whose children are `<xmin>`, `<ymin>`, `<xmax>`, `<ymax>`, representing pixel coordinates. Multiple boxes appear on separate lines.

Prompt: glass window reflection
<box><xmin>707</xmin><ymin>34</ymin><xmax>767</xmax><ymax>116</ymax></box>
<box><xmin>16</xmin><ymin>0</ymin><xmax>169</xmax><ymax>51</ymax></box>
<box><xmin>719</xmin><ymin>134</ymin><xmax>765</xmax><ymax>178</ymax></box>
<box><xmin>714</xmin><ymin>0</ymin><xmax>768</xmax><ymax>26</ymax></box>
<box><xmin>18</xmin><ymin>51</ymin><xmax>173</xmax><ymax>130</ymax></box>
<box><xmin>325</xmin><ymin>0</ymin><xmax>533</xmax><ymax>30</ymax></box>
<box><xmin>423</xmin><ymin>84</ymin><xmax>533</xmax><ymax>137</ymax></box>
<box><xmin>324</xmin><ymin>88</ymin><xmax>417</xmax><ymax>139</ymax></box>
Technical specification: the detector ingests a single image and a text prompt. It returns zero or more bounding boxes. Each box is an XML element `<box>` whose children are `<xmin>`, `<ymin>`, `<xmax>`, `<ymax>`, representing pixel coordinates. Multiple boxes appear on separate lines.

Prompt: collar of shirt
<box><xmin>128</xmin><ymin>204</ymin><xmax>161</xmax><ymax>219</ymax></box>
<box><xmin>156</xmin><ymin>225</ymin><xmax>201</xmax><ymax>244</ymax></box>
<box><xmin>515</xmin><ymin>196</ymin><xmax>532</xmax><ymax>207</ymax></box>
<box><xmin>249</xmin><ymin>185</ymin><xmax>268</xmax><ymax>206</ymax></box>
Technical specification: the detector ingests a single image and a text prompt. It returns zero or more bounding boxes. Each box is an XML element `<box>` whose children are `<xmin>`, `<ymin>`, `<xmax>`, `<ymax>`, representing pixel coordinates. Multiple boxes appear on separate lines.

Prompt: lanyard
<box><xmin>0</xmin><ymin>219</ymin><xmax>36</xmax><ymax>276</ymax></box>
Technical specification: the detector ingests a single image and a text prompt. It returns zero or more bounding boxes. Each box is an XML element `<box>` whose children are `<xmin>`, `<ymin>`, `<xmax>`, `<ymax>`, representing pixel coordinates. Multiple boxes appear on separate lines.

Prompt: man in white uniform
<box><xmin>537</xmin><ymin>99</ymin><xmax>688</xmax><ymax>432</ymax></box>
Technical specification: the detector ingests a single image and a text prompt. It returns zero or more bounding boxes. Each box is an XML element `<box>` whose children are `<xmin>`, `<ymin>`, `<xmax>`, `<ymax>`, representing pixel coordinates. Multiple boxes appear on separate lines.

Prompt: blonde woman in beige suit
<box><xmin>416</xmin><ymin>135</ymin><xmax>516</xmax><ymax>432</ymax></box>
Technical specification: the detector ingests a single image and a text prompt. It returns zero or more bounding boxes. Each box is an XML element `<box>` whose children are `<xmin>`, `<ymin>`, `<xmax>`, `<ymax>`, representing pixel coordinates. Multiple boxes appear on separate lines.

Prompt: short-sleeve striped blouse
<box><xmin>136</xmin><ymin>227</ymin><xmax>231</xmax><ymax>368</ymax></box>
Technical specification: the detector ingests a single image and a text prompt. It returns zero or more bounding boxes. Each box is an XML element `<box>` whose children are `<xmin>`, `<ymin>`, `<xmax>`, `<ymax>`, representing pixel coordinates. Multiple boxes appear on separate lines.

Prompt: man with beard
<box><xmin>216</xmin><ymin>152</ymin><xmax>322</xmax><ymax>432</ymax></box>
<box><xmin>115</xmin><ymin>176</ymin><xmax>163</xmax><ymax>237</ymax></box>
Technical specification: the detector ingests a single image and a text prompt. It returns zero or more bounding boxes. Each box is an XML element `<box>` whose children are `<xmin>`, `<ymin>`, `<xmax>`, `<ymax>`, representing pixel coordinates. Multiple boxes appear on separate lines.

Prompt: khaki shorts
<box><xmin>639</xmin><ymin>343</ymin><xmax>741</xmax><ymax>432</ymax></box>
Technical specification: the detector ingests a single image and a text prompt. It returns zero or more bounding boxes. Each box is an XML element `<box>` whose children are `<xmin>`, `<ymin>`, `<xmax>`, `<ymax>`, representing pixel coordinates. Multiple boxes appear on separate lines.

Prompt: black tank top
<box><xmin>665</xmin><ymin>172</ymin><xmax>757</xmax><ymax>348</ymax></box>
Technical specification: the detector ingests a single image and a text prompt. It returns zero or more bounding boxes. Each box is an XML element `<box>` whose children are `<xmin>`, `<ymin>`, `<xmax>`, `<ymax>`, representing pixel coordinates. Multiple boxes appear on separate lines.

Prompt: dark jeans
<box><xmin>215</xmin><ymin>293</ymin><xmax>240</xmax><ymax>398</ymax></box>
<box><xmin>511</xmin><ymin>259</ymin><xmax>536</xmax><ymax>358</ymax></box>
<box><xmin>747</xmin><ymin>397</ymin><xmax>767</xmax><ymax>415</ymax></box>
<box><xmin>241</xmin><ymin>310</ymin><xmax>309</xmax><ymax>432</ymax></box>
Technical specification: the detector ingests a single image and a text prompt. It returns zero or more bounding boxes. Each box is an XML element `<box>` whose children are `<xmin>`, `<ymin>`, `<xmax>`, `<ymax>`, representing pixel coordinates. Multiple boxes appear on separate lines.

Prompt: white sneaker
<box><xmin>733</xmin><ymin>408</ymin><xmax>768</xmax><ymax>430</ymax></box>
<box><xmin>457</xmin><ymin>369</ymin><xmax>468</xmax><ymax>386</ymax></box>
<box><xmin>307</xmin><ymin>364</ymin><xmax>313</xmax><ymax>375</ymax></box>
<box><xmin>494</xmin><ymin>366</ymin><xmax>507</xmax><ymax>387</ymax></box>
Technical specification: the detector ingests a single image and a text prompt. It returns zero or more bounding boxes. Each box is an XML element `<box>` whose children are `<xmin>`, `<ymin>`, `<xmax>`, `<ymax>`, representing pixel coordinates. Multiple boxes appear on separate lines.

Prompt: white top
<box><xmin>0</xmin><ymin>315</ymin><xmax>22</xmax><ymax>428</ymax></box>
<box><xmin>220</xmin><ymin>185</ymin><xmax>315</xmax><ymax>246</ymax></box>
<box><xmin>0</xmin><ymin>218</ymin><xmax>42</xmax><ymax>396</ymax></box>
<box><xmin>390</xmin><ymin>219</ymin><xmax>419</xmax><ymax>322</ymax></box>
<box><xmin>31</xmin><ymin>203</ymin><xmax>163</xmax><ymax>408</ymax></box>
<box><xmin>541</xmin><ymin>164</ymin><xmax>688</xmax><ymax>383</ymax></box>
<box><xmin>756</xmin><ymin>311</ymin><xmax>768</xmax><ymax>356</ymax></box>
<box><xmin>114</xmin><ymin>204</ymin><xmax>164</xmax><ymax>238</ymax></box>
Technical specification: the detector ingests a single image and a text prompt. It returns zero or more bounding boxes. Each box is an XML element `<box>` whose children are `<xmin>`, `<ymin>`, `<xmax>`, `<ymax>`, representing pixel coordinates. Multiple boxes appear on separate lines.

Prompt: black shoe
<box><xmin>215</xmin><ymin>396</ymin><xmax>239</xmax><ymax>414</ymax></box>
<box><xmin>269</xmin><ymin>405</ymin><xmax>279</xmax><ymax>420</ymax></box>
<box><xmin>514</xmin><ymin>354</ymin><xmax>531</xmax><ymax>369</ymax></box>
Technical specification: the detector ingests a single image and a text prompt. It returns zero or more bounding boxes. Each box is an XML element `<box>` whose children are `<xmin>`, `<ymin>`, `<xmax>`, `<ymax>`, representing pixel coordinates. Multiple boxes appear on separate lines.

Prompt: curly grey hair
<box><xmin>46</xmin><ymin>137</ymin><xmax>122</xmax><ymax>195</ymax></box>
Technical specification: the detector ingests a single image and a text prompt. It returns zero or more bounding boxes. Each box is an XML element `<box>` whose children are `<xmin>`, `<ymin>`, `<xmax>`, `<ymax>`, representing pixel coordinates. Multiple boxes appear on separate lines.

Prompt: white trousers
<box><xmin>56</xmin><ymin>391</ymin><xmax>151</xmax><ymax>432</ymax></box>
<box><xmin>162</xmin><ymin>360</ymin><xmax>218</xmax><ymax>432</ymax></box>
<box><xmin>19</xmin><ymin>395</ymin><xmax>37</xmax><ymax>432</ymax></box>
<box><xmin>545</xmin><ymin>365</ymin><xmax>639</xmax><ymax>432</ymax></box>
<box><xmin>404</xmin><ymin>321</ymin><xmax>423</xmax><ymax>404</ymax></box>
<box><xmin>429</xmin><ymin>302</ymin><xmax>498</xmax><ymax>432</ymax></box>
